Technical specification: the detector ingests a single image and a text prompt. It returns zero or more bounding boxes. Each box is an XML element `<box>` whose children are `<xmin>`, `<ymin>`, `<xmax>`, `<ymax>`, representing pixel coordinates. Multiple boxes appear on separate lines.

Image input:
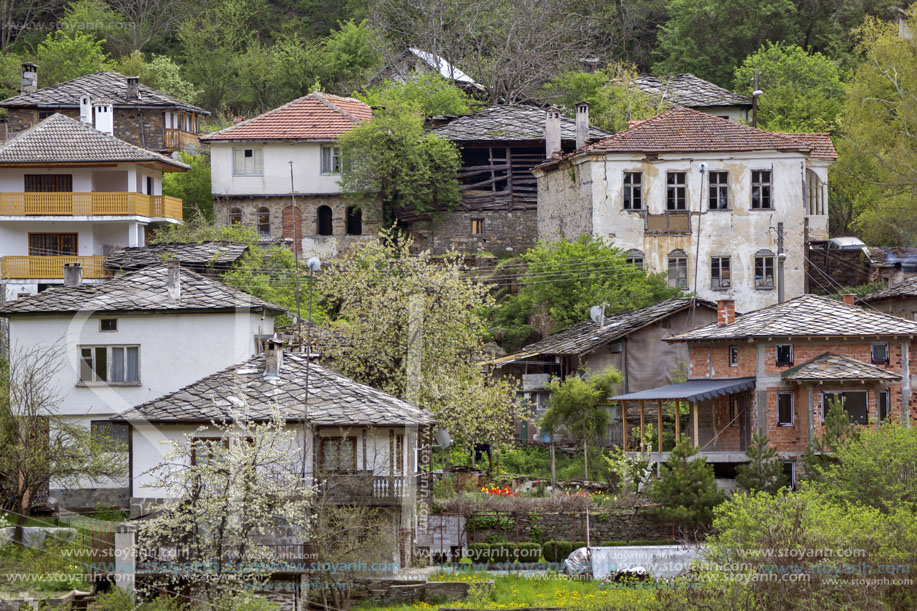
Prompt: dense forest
<box><xmin>0</xmin><ymin>0</ymin><xmax>915</xmax><ymax>244</ymax></box>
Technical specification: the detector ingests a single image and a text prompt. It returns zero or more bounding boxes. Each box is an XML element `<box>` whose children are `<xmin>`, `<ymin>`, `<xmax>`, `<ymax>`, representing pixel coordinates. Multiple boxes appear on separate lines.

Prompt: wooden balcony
<box><xmin>1</xmin><ymin>255</ymin><xmax>108</xmax><ymax>279</ymax></box>
<box><xmin>164</xmin><ymin>129</ymin><xmax>199</xmax><ymax>152</ymax></box>
<box><xmin>316</xmin><ymin>473</ymin><xmax>415</xmax><ymax>506</ymax></box>
<box><xmin>0</xmin><ymin>192</ymin><xmax>182</xmax><ymax>221</ymax></box>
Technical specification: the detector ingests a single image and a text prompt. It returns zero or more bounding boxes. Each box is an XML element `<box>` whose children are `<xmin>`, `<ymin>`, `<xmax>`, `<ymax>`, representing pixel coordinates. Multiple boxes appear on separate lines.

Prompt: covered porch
<box><xmin>609</xmin><ymin>377</ymin><xmax>756</xmax><ymax>461</ymax></box>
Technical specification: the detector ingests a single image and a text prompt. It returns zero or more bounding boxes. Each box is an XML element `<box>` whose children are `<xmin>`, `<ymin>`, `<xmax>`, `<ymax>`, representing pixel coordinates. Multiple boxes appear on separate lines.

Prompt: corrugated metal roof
<box><xmin>609</xmin><ymin>377</ymin><xmax>756</xmax><ymax>402</ymax></box>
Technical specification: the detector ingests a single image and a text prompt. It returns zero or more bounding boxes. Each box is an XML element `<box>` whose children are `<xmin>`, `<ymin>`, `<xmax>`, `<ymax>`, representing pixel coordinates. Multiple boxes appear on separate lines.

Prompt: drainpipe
<box><xmin>777</xmin><ymin>222</ymin><xmax>785</xmax><ymax>303</ymax></box>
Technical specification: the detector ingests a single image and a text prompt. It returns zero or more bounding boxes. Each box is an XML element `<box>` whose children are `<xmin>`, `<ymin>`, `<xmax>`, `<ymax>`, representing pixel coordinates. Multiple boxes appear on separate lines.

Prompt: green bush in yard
<box><xmin>516</xmin><ymin>542</ymin><xmax>542</xmax><ymax>562</ymax></box>
<box><xmin>466</xmin><ymin>542</ymin><xmax>492</xmax><ymax>562</ymax></box>
<box><xmin>491</xmin><ymin>542</ymin><xmax>516</xmax><ymax>563</ymax></box>
<box><xmin>542</xmin><ymin>540</ymin><xmax>574</xmax><ymax>562</ymax></box>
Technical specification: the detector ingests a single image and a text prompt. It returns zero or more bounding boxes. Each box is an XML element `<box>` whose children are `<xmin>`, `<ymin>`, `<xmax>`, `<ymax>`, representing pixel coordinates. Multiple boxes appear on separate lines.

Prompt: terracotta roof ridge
<box><xmin>308</xmin><ymin>91</ymin><xmax>361</xmax><ymax>125</ymax></box>
<box><xmin>202</xmin><ymin>94</ymin><xmax>313</xmax><ymax>139</ymax></box>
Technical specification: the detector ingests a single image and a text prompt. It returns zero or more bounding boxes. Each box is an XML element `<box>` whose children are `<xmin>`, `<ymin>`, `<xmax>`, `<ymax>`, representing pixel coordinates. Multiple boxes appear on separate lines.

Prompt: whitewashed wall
<box><xmin>0</xmin><ymin>164</ymin><xmax>162</xmax><ymax>194</ymax></box>
<box><xmin>209</xmin><ymin>141</ymin><xmax>342</xmax><ymax>196</ymax></box>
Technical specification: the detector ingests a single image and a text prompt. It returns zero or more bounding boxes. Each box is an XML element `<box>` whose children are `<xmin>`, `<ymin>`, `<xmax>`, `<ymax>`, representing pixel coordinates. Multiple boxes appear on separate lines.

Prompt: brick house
<box><xmin>201</xmin><ymin>92</ymin><xmax>379</xmax><ymax>257</ymax></box>
<box><xmin>0</xmin><ymin>66</ymin><xmax>209</xmax><ymax>154</ymax></box>
<box><xmin>609</xmin><ymin>295</ymin><xmax>917</xmax><ymax>486</ymax></box>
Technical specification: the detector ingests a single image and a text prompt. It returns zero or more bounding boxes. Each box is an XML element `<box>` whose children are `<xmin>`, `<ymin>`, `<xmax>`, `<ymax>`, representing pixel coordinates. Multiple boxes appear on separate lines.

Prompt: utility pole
<box><xmin>777</xmin><ymin>222</ymin><xmax>785</xmax><ymax>303</ymax></box>
<box><xmin>289</xmin><ymin>161</ymin><xmax>302</xmax><ymax>350</ymax></box>
<box><xmin>301</xmin><ymin>257</ymin><xmax>321</xmax><ymax>480</ymax></box>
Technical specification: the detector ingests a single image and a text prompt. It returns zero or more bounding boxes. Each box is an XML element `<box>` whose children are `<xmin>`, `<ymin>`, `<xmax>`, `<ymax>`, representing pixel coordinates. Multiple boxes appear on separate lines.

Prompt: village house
<box><xmin>632</xmin><ymin>73</ymin><xmax>753</xmax><ymax>122</ymax></box>
<box><xmin>406</xmin><ymin>104</ymin><xmax>608</xmax><ymax>254</ymax></box>
<box><xmin>370</xmin><ymin>47</ymin><xmax>487</xmax><ymax>97</ymax></box>
<box><xmin>0</xmin><ymin>263</ymin><xmax>282</xmax><ymax>508</ymax></box>
<box><xmin>534</xmin><ymin>106</ymin><xmax>836</xmax><ymax>313</ymax></box>
<box><xmin>115</xmin><ymin>343</ymin><xmax>436</xmax><ymax>567</ymax></box>
<box><xmin>609</xmin><ymin>295</ymin><xmax>917</xmax><ymax>487</ymax></box>
<box><xmin>0</xmin><ymin>66</ymin><xmax>209</xmax><ymax>154</ymax></box>
<box><xmin>862</xmin><ymin>276</ymin><xmax>917</xmax><ymax>321</ymax></box>
<box><xmin>489</xmin><ymin>298</ymin><xmax>717</xmax><ymax>443</ymax></box>
<box><xmin>0</xmin><ymin>113</ymin><xmax>187</xmax><ymax>302</ymax></box>
<box><xmin>202</xmin><ymin>92</ymin><xmax>378</xmax><ymax>256</ymax></box>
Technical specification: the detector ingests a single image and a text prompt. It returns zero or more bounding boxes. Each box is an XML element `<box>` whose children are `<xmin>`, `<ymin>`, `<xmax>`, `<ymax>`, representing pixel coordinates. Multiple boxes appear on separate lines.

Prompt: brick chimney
<box><xmin>842</xmin><ymin>294</ymin><xmax>856</xmax><ymax>306</ymax></box>
<box><xmin>167</xmin><ymin>260</ymin><xmax>180</xmax><ymax>300</ymax></box>
<box><xmin>126</xmin><ymin>76</ymin><xmax>140</xmax><ymax>100</ymax></box>
<box><xmin>0</xmin><ymin>118</ymin><xmax>8</xmax><ymax>143</ymax></box>
<box><xmin>20</xmin><ymin>63</ymin><xmax>37</xmax><ymax>94</ymax></box>
<box><xmin>575</xmin><ymin>101</ymin><xmax>590</xmax><ymax>150</ymax></box>
<box><xmin>263</xmin><ymin>338</ymin><xmax>283</xmax><ymax>379</ymax></box>
<box><xmin>63</xmin><ymin>263</ymin><xmax>82</xmax><ymax>287</ymax></box>
<box><xmin>717</xmin><ymin>299</ymin><xmax>735</xmax><ymax>327</ymax></box>
<box><xmin>545</xmin><ymin>109</ymin><xmax>561</xmax><ymax>159</ymax></box>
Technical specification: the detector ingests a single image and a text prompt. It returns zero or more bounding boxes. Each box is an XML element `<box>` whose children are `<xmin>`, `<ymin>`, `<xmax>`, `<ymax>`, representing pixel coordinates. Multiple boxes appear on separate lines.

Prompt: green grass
<box><xmin>0</xmin><ymin>539</ymin><xmax>89</xmax><ymax>593</ymax></box>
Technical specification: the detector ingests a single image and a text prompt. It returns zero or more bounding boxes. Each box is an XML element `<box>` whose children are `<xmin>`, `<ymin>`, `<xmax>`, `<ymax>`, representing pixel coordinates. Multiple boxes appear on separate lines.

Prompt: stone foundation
<box><xmin>403</xmin><ymin>209</ymin><xmax>537</xmax><ymax>255</ymax></box>
<box><xmin>49</xmin><ymin>487</ymin><xmax>129</xmax><ymax>511</ymax></box>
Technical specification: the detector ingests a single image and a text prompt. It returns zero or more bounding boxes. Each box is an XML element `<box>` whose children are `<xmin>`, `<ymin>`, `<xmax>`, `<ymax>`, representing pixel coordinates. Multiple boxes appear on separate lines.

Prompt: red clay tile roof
<box><xmin>775</xmin><ymin>132</ymin><xmax>837</xmax><ymax>160</ymax></box>
<box><xmin>201</xmin><ymin>92</ymin><xmax>371</xmax><ymax>142</ymax></box>
<box><xmin>583</xmin><ymin>106</ymin><xmax>812</xmax><ymax>155</ymax></box>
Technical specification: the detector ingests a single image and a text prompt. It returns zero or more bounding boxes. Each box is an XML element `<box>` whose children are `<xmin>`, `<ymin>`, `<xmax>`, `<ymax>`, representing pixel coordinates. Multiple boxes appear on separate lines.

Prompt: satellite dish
<box><xmin>435</xmin><ymin>429</ymin><xmax>452</xmax><ymax>449</ymax></box>
<box><xmin>589</xmin><ymin>305</ymin><xmax>604</xmax><ymax>324</ymax></box>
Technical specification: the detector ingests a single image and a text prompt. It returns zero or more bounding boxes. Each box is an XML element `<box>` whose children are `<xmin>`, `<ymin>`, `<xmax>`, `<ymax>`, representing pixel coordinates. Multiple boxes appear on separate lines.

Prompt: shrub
<box><xmin>542</xmin><ymin>540</ymin><xmax>574</xmax><ymax>562</ymax></box>
<box><xmin>516</xmin><ymin>542</ymin><xmax>542</xmax><ymax>562</ymax></box>
<box><xmin>491</xmin><ymin>542</ymin><xmax>516</xmax><ymax>563</ymax></box>
<box><xmin>598</xmin><ymin>539</ymin><xmax>677</xmax><ymax>546</ymax></box>
<box><xmin>573</xmin><ymin>540</ymin><xmax>587</xmax><ymax>551</ymax></box>
<box><xmin>466</xmin><ymin>543</ymin><xmax>492</xmax><ymax>562</ymax></box>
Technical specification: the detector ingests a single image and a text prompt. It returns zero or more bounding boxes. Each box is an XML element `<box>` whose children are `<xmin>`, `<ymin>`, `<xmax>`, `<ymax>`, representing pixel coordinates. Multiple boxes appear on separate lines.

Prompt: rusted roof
<box><xmin>782</xmin><ymin>353</ymin><xmax>901</xmax><ymax>382</ymax></box>
<box><xmin>862</xmin><ymin>277</ymin><xmax>917</xmax><ymax>302</ymax></box>
<box><xmin>116</xmin><ymin>352</ymin><xmax>435</xmax><ymax>426</ymax></box>
<box><xmin>431</xmin><ymin>105</ymin><xmax>609</xmax><ymax>143</ymax></box>
<box><xmin>668</xmin><ymin>294</ymin><xmax>917</xmax><ymax>342</ymax></box>
<box><xmin>494</xmin><ymin>298</ymin><xmax>715</xmax><ymax>363</ymax></box>
<box><xmin>201</xmin><ymin>92</ymin><xmax>371</xmax><ymax>142</ymax></box>
<box><xmin>0</xmin><ymin>71</ymin><xmax>208</xmax><ymax>114</ymax></box>
<box><xmin>0</xmin><ymin>113</ymin><xmax>188</xmax><ymax>169</ymax></box>
<box><xmin>633</xmin><ymin>74</ymin><xmax>751</xmax><ymax>108</ymax></box>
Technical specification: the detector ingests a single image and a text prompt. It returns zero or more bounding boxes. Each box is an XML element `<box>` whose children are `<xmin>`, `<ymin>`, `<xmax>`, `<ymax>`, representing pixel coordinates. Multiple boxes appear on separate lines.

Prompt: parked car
<box><xmin>827</xmin><ymin>237</ymin><xmax>868</xmax><ymax>252</ymax></box>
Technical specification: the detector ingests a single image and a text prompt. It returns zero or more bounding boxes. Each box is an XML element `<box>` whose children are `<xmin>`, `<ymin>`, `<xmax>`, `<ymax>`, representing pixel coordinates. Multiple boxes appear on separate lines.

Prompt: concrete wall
<box><xmin>210</xmin><ymin>141</ymin><xmax>341</xmax><ymax>196</ymax></box>
<box><xmin>0</xmin><ymin>163</ymin><xmax>161</xmax><ymax>194</ymax></box>
<box><xmin>0</xmin><ymin>220</ymin><xmax>145</xmax><ymax>258</ymax></box>
<box><xmin>536</xmin><ymin>151</ymin><xmax>830</xmax><ymax>313</ymax></box>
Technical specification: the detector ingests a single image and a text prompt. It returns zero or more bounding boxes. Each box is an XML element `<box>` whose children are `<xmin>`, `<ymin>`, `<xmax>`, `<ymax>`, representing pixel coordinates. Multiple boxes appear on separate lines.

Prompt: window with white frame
<box><xmin>233</xmin><ymin>147</ymin><xmax>263</xmax><ymax>176</ymax></box>
<box><xmin>79</xmin><ymin>345</ymin><xmax>139</xmax><ymax>384</ymax></box>
<box><xmin>321</xmin><ymin>146</ymin><xmax>341</xmax><ymax>174</ymax></box>
<box><xmin>711</xmin><ymin>256</ymin><xmax>731</xmax><ymax>290</ymax></box>
<box><xmin>623</xmin><ymin>172</ymin><xmax>642</xmax><ymax>210</ymax></box>
<box><xmin>755</xmin><ymin>250</ymin><xmax>775</xmax><ymax>289</ymax></box>
<box><xmin>666</xmin><ymin>172</ymin><xmax>687</xmax><ymax>210</ymax></box>
<box><xmin>709</xmin><ymin>171</ymin><xmax>729</xmax><ymax>209</ymax></box>
<box><xmin>751</xmin><ymin>169</ymin><xmax>772</xmax><ymax>209</ymax></box>
<box><xmin>777</xmin><ymin>392</ymin><xmax>794</xmax><ymax>426</ymax></box>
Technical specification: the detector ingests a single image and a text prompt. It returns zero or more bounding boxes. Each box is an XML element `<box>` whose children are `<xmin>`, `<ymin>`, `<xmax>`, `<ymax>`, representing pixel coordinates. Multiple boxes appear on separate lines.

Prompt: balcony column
<box><xmin>692</xmin><ymin>401</ymin><xmax>699</xmax><ymax>448</ymax></box>
<box><xmin>127</xmin><ymin>223</ymin><xmax>141</xmax><ymax>247</ymax></box>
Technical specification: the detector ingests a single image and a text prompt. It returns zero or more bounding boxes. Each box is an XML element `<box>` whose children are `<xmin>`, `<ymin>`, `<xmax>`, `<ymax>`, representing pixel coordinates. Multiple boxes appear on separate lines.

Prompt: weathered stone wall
<box><xmin>869</xmin><ymin>296</ymin><xmax>917</xmax><ymax>321</ymax></box>
<box><xmin>463</xmin><ymin>510</ymin><xmax>675</xmax><ymax>545</ymax></box>
<box><xmin>404</xmin><ymin>209</ymin><xmax>538</xmax><ymax>255</ymax></box>
<box><xmin>535</xmin><ymin>160</ymin><xmax>592</xmax><ymax>242</ymax></box>
<box><xmin>806</xmin><ymin>247</ymin><xmax>875</xmax><ymax>294</ymax></box>
<box><xmin>6</xmin><ymin>107</ymin><xmax>168</xmax><ymax>151</ymax></box>
<box><xmin>50</xmin><ymin>487</ymin><xmax>129</xmax><ymax>511</ymax></box>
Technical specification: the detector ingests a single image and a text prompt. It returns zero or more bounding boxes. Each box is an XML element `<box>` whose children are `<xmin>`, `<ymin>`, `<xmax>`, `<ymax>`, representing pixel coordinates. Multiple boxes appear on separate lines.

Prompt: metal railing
<box><xmin>0</xmin><ymin>192</ymin><xmax>182</xmax><ymax>221</ymax></box>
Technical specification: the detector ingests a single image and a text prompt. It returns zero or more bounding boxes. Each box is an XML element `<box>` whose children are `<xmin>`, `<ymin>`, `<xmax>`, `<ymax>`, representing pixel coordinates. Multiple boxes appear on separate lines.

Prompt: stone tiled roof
<box><xmin>633</xmin><ymin>74</ymin><xmax>752</xmax><ymax>108</ymax></box>
<box><xmin>865</xmin><ymin>246</ymin><xmax>917</xmax><ymax>268</ymax></box>
<box><xmin>581</xmin><ymin>106</ymin><xmax>819</xmax><ymax>156</ymax></box>
<box><xmin>0</xmin><ymin>113</ymin><xmax>189</xmax><ymax>169</ymax></box>
<box><xmin>201</xmin><ymin>93</ymin><xmax>371</xmax><ymax>142</ymax></box>
<box><xmin>0</xmin><ymin>265</ymin><xmax>283</xmax><ymax>316</ymax></box>
<box><xmin>0</xmin><ymin>71</ymin><xmax>207</xmax><ymax>114</ymax></box>
<box><xmin>498</xmin><ymin>299</ymin><xmax>715</xmax><ymax>361</ymax></box>
<box><xmin>668</xmin><ymin>294</ymin><xmax>917</xmax><ymax>342</ymax></box>
<box><xmin>862</xmin><ymin>277</ymin><xmax>917</xmax><ymax>302</ymax></box>
<box><xmin>431</xmin><ymin>105</ymin><xmax>610</xmax><ymax>142</ymax></box>
<box><xmin>782</xmin><ymin>353</ymin><xmax>901</xmax><ymax>382</ymax></box>
<box><xmin>117</xmin><ymin>352</ymin><xmax>435</xmax><ymax>426</ymax></box>
<box><xmin>105</xmin><ymin>242</ymin><xmax>249</xmax><ymax>273</ymax></box>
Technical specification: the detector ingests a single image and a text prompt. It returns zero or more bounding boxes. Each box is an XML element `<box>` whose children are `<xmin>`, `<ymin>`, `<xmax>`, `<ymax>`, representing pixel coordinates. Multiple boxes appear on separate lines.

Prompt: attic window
<box><xmin>100</xmin><ymin>319</ymin><xmax>117</xmax><ymax>332</ymax></box>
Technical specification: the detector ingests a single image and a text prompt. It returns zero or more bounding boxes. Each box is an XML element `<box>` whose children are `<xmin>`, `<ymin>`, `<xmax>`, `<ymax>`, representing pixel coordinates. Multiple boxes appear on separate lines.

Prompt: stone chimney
<box><xmin>842</xmin><ymin>294</ymin><xmax>856</xmax><ymax>306</ymax></box>
<box><xmin>545</xmin><ymin>109</ymin><xmax>561</xmax><ymax>159</ymax></box>
<box><xmin>717</xmin><ymin>299</ymin><xmax>735</xmax><ymax>327</ymax></box>
<box><xmin>167</xmin><ymin>260</ymin><xmax>180</xmax><ymax>300</ymax></box>
<box><xmin>0</xmin><ymin>118</ymin><xmax>8</xmax><ymax>143</ymax></box>
<box><xmin>575</xmin><ymin>101</ymin><xmax>590</xmax><ymax>150</ymax></box>
<box><xmin>263</xmin><ymin>338</ymin><xmax>284</xmax><ymax>379</ymax></box>
<box><xmin>79</xmin><ymin>95</ymin><xmax>92</xmax><ymax>124</ymax></box>
<box><xmin>126</xmin><ymin>76</ymin><xmax>140</xmax><ymax>100</ymax></box>
<box><xmin>63</xmin><ymin>263</ymin><xmax>82</xmax><ymax>287</ymax></box>
<box><xmin>20</xmin><ymin>63</ymin><xmax>37</xmax><ymax>94</ymax></box>
<box><xmin>891</xmin><ymin>263</ymin><xmax>905</xmax><ymax>287</ymax></box>
<box><xmin>93</xmin><ymin>99</ymin><xmax>114</xmax><ymax>136</ymax></box>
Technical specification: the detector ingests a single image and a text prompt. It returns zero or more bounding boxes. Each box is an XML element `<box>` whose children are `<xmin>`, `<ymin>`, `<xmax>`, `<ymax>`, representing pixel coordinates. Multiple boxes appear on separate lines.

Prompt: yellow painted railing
<box><xmin>0</xmin><ymin>192</ymin><xmax>182</xmax><ymax>221</ymax></box>
<box><xmin>1</xmin><ymin>256</ymin><xmax>108</xmax><ymax>279</ymax></box>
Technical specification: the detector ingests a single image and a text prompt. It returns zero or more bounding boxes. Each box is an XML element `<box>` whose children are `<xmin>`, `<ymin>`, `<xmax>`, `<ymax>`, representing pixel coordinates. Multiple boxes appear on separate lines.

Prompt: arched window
<box><xmin>346</xmin><ymin>206</ymin><xmax>362</xmax><ymax>236</ymax></box>
<box><xmin>257</xmin><ymin>207</ymin><xmax>271</xmax><ymax>237</ymax></box>
<box><xmin>317</xmin><ymin>205</ymin><xmax>333</xmax><ymax>236</ymax></box>
<box><xmin>625</xmin><ymin>249</ymin><xmax>644</xmax><ymax>271</ymax></box>
<box><xmin>667</xmin><ymin>249</ymin><xmax>688</xmax><ymax>289</ymax></box>
<box><xmin>229</xmin><ymin>207</ymin><xmax>242</xmax><ymax>225</ymax></box>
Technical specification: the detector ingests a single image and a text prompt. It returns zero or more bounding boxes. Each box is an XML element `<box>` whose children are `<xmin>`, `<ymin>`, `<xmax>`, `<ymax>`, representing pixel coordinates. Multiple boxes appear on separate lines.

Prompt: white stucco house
<box><xmin>115</xmin><ymin>343</ymin><xmax>436</xmax><ymax>566</ymax></box>
<box><xmin>201</xmin><ymin>92</ymin><xmax>378</xmax><ymax>257</ymax></box>
<box><xmin>0</xmin><ymin>113</ymin><xmax>188</xmax><ymax>302</ymax></box>
<box><xmin>534</xmin><ymin>106</ymin><xmax>836</xmax><ymax>313</ymax></box>
<box><xmin>0</xmin><ymin>263</ymin><xmax>282</xmax><ymax>508</ymax></box>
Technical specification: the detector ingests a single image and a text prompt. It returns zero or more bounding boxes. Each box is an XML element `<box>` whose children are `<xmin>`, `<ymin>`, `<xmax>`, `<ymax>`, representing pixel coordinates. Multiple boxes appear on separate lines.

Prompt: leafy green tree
<box><xmin>319</xmin><ymin>230</ymin><xmax>517</xmax><ymax>451</ymax></box>
<box><xmin>541</xmin><ymin>366</ymin><xmax>622</xmax><ymax>480</ymax></box>
<box><xmin>654</xmin><ymin>0</ymin><xmax>802</xmax><ymax>87</ymax></box>
<box><xmin>162</xmin><ymin>151</ymin><xmax>212</xmax><ymax>220</ymax></box>
<box><xmin>498</xmin><ymin>236</ymin><xmax>682</xmax><ymax>343</ymax></box>
<box><xmin>735</xmin><ymin>432</ymin><xmax>787</xmax><ymax>494</ymax></box>
<box><xmin>59</xmin><ymin>0</ymin><xmax>130</xmax><ymax>55</ymax></box>
<box><xmin>0</xmin><ymin>51</ymin><xmax>22</xmax><ymax>100</ymax></box>
<box><xmin>646</xmin><ymin>439</ymin><xmax>723</xmax><ymax>531</ymax></box>
<box><xmin>35</xmin><ymin>30</ymin><xmax>110</xmax><ymax>87</ymax></box>
<box><xmin>541</xmin><ymin>63</ymin><xmax>667</xmax><ymax>132</ymax></box>
<box><xmin>338</xmin><ymin>104</ymin><xmax>461</xmax><ymax>221</ymax></box>
<box><xmin>733</xmin><ymin>42</ymin><xmax>844</xmax><ymax>133</ymax></box>
<box><xmin>316</xmin><ymin>19</ymin><xmax>382</xmax><ymax>95</ymax></box>
<box><xmin>111</xmin><ymin>51</ymin><xmax>200</xmax><ymax>103</ymax></box>
<box><xmin>358</xmin><ymin>73</ymin><xmax>480</xmax><ymax>117</ymax></box>
<box><xmin>802</xmin><ymin>395</ymin><xmax>858</xmax><ymax>483</ymax></box>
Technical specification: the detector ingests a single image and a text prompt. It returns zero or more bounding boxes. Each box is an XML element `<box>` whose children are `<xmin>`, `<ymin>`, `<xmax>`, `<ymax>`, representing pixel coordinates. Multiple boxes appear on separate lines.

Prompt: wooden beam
<box><xmin>675</xmin><ymin>400</ymin><xmax>681</xmax><ymax>443</ymax></box>
<box><xmin>693</xmin><ymin>401</ymin><xmax>699</xmax><ymax>448</ymax></box>
<box><xmin>640</xmin><ymin>400</ymin><xmax>646</xmax><ymax>452</ymax></box>
<box><xmin>622</xmin><ymin>402</ymin><xmax>628</xmax><ymax>451</ymax></box>
<box><xmin>657</xmin><ymin>401</ymin><xmax>663</xmax><ymax>452</ymax></box>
